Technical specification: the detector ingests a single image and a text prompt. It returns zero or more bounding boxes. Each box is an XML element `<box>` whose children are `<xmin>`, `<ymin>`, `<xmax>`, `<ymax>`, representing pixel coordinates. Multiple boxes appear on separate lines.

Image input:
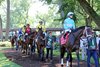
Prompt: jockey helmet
<box><xmin>27</xmin><ymin>24</ymin><xmax>30</xmax><ymax>26</ymax></box>
<box><xmin>39</xmin><ymin>21</ymin><xmax>43</xmax><ymax>24</ymax></box>
<box><xmin>67</xmin><ymin>12</ymin><xmax>74</xmax><ymax>17</ymax></box>
<box><xmin>23</xmin><ymin>25</ymin><xmax>26</xmax><ymax>27</ymax></box>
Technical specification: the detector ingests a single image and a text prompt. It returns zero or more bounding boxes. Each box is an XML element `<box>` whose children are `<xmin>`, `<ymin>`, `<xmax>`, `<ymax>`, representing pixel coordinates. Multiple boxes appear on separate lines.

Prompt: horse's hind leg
<box><xmin>11</xmin><ymin>41</ymin><xmax>14</xmax><ymax>49</ymax></box>
<box><xmin>60</xmin><ymin>46</ymin><xmax>65</xmax><ymax>66</ymax></box>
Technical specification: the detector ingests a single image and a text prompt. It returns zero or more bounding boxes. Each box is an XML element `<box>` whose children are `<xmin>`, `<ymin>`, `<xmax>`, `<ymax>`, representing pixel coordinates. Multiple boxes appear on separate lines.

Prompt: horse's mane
<box><xmin>72</xmin><ymin>26</ymin><xmax>85</xmax><ymax>33</ymax></box>
<box><xmin>76</xmin><ymin>26</ymin><xmax>85</xmax><ymax>30</ymax></box>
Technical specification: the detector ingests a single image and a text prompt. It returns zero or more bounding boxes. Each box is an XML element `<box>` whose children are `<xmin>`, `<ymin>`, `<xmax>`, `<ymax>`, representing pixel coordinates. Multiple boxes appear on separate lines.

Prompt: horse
<box><xmin>26</xmin><ymin>31</ymin><xmax>37</xmax><ymax>55</ymax></box>
<box><xmin>17</xmin><ymin>35</ymin><xmax>24</xmax><ymax>51</ymax></box>
<box><xmin>17</xmin><ymin>31</ymin><xmax>37</xmax><ymax>55</ymax></box>
<box><xmin>60</xmin><ymin>26</ymin><xmax>85</xmax><ymax>67</ymax></box>
<box><xmin>10</xmin><ymin>35</ymin><xmax>17</xmax><ymax>48</ymax></box>
<box><xmin>35</xmin><ymin>29</ymin><xmax>46</xmax><ymax>61</ymax></box>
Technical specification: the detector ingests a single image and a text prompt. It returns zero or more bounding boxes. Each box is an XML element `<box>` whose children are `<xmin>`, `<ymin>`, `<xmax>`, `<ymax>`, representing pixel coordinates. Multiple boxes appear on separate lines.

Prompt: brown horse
<box><xmin>35</xmin><ymin>29</ymin><xmax>46</xmax><ymax>61</ymax></box>
<box><xmin>22</xmin><ymin>31</ymin><xmax>37</xmax><ymax>55</ymax></box>
<box><xmin>10</xmin><ymin>35</ymin><xmax>17</xmax><ymax>48</ymax></box>
<box><xmin>17</xmin><ymin>31</ymin><xmax>37</xmax><ymax>55</ymax></box>
<box><xmin>60</xmin><ymin>26</ymin><xmax>85</xmax><ymax>67</ymax></box>
<box><xmin>17</xmin><ymin>35</ymin><xmax>24</xmax><ymax>51</ymax></box>
<box><xmin>26</xmin><ymin>31</ymin><xmax>37</xmax><ymax>55</ymax></box>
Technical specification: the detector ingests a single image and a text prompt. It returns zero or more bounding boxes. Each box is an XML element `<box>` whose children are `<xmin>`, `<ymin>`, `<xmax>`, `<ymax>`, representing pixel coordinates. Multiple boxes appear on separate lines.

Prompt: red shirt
<box><xmin>25</xmin><ymin>27</ymin><xmax>31</xmax><ymax>35</ymax></box>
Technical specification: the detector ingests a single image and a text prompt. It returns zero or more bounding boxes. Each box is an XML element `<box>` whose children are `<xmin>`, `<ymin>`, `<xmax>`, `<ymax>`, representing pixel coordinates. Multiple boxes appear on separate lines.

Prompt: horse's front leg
<box><xmin>40</xmin><ymin>46</ymin><xmax>45</xmax><ymax>61</ymax></box>
<box><xmin>76</xmin><ymin>50</ymin><xmax>80</xmax><ymax>67</ymax></box>
<box><xmin>42</xmin><ymin>46</ymin><xmax>45</xmax><ymax>61</ymax></box>
<box><xmin>60</xmin><ymin>46</ymin><xmax>65</xmax><ymax>66</ymax></box>
<box><xmin>66</xmin><ymin>53</ymin><xmax>72</xmax><ymax>67</ymax></box>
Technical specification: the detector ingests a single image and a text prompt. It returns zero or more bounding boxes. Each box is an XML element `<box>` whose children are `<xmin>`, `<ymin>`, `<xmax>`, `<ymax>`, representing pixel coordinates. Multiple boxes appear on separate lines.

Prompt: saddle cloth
<box><xmin>60</xmin><ymin>33</ymin><xmax>69</xmax><ymax>45</ymax></box>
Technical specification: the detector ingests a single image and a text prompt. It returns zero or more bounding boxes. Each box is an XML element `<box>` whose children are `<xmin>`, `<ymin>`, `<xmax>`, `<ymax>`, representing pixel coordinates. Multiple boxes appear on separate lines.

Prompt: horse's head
<box><xmin>30</xmin><ymin>31</ymin><xmax>37</xmax><ymax>39</ymax></box>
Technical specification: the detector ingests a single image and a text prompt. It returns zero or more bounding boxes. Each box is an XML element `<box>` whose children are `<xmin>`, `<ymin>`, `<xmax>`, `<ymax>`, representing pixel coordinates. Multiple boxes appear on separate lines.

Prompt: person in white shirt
<box><xmin>96</xmin><ymin>34</ymin><xmax>100</xmax><ymax>56</ymax></box>
<box><xmin>80</xmin><ymin>35</ymin><xmax>87</xmax><ymax>60</ymax></box>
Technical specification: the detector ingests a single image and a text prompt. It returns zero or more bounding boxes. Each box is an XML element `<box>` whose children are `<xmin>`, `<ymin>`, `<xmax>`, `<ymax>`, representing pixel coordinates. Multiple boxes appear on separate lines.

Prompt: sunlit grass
<box><xmin>0</xmin><ymin>52</ymin><xmax>21</xmax><ymax>67</ymax></box>
<box><xmin>0</xmin><ymin>41</ymin><xmax>11</xmax><ymax>48</ymax></box>
<box><xmin>0</xmin><ymin>41</ymin><xmax>21</xmax><ymax>67</ymax></box>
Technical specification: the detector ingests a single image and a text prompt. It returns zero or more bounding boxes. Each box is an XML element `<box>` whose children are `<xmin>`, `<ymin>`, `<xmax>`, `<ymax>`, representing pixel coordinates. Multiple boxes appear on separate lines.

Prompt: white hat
<box><xmin>67</xmin><ymin>12</ymin><xmax>74</xmax><ymax>17</ymax></box>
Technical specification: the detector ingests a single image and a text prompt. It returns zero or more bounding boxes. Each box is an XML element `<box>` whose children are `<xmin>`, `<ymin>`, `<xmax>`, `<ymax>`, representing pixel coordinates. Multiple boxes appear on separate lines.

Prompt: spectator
<box><xmin>46</xmin><ymin>31</ymin><xmax>54</xmax><ymax>62</ymax></box>
<box><xmin>85</xmin><ymin>26</ymin><xmax>99</xmax><ymax>67</ymax></box>
<box><xmin>80</xmin><ymin>35</ymin><xmax>87</xmax><ymax>60</ymax></box>
<box><xmin>96</xmin><ymin>34</ymin><xmax>100</xmax><ymax>55</ymax></box>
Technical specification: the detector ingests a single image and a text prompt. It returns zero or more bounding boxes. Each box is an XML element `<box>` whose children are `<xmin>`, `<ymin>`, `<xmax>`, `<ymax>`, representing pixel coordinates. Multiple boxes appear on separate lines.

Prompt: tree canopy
<box><xmin>43</xmin><ymin>0</ymin><xmax>100</xmax><ymax>28</ymax></box>
<box><xmin>0</xmin><ymin>0</ymin><xmax>100</xmax><ymax>29</ymax></box>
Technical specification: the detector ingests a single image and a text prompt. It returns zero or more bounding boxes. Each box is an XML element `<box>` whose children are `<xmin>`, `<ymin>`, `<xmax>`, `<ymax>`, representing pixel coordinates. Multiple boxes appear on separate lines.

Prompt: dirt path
<box><xmin>1</xmin><ymin>48</ymin><xmax>98</xmax><ymax>67</ymax></box>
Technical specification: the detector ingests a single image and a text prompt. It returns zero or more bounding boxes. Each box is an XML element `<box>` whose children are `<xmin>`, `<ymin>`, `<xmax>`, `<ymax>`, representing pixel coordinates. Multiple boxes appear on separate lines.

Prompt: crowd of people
<box><xmin>8</xmin><ymin>11</ymin><xmax>100</xmax><ymax>67</ymax></box>
<box><xmin>80</xmin><ymin>27</ymin><xmax>100</xmax><ymax>67</ymax></box>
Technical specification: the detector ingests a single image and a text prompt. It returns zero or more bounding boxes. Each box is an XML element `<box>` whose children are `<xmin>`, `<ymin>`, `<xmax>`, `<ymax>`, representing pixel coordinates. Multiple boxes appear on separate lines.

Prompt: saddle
<box><xmin>60</xmin><ymin>32</ymin><xmax>69</xmax><ymax>45</ymax></box>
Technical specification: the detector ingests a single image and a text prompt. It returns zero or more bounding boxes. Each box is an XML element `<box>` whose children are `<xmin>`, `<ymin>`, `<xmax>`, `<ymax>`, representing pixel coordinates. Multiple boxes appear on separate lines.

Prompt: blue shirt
<box><xmin>18</xmin><ymin>28</ymin><xmax>23</xmax><ymax>35</ymax></box>
<box><xmin>46</xmin><ymin>35</ymin><xmax>53</xmax><ymax>48</ymax></box>
<box><xmin>63</xmin><ymin>18</ymin><xmax>75</xmax><ymax>30</ymax></box>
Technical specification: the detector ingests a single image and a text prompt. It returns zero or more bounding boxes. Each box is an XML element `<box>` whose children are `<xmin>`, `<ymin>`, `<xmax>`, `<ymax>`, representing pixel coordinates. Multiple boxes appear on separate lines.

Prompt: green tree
<box><xmin>10</xmin><ymin>0</ymin><xmax>31</xmax><ymax>28</ymax></box>
<box><xmin>43</xmin><ymin>0</ymin><xmax>100</xmax><ymax>29</ymax></box>
<box><xmin>0</xmin><ymin>0</ymin><xmax>5</xmax><ymax>40</ymax></box>
<box><xmin>35</xmin><ymin>4</ymin><xmax>61</xmax><ymax>28</ymax></box>
<box><xmin>0</xmin><ymin>0</ymin><xmax>4</xmax><ymax>5</ymax></box>
<box><xmin>77</xmin><ymin>0</ymin><xmax>100</xmax><ymax>28</ymax></box>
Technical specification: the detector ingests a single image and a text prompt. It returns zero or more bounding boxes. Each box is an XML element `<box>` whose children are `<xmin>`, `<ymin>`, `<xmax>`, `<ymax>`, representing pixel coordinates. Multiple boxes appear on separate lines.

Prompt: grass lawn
<box><xmin>0</xmin><ymin>41</ymin><xmax>21</xmax><ymax>67</ymax></box>
<box><xmin>0</xmin><ymin>52</ymin><xmax>21</xmax><ymax>67</ymax></box>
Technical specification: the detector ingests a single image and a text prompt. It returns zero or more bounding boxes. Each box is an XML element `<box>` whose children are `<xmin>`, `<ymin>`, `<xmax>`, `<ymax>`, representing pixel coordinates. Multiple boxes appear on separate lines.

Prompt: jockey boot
<box><xmin>63</xmin><ymin>32</ymin><xmax>68</xmax><ymax>39</ymax></box>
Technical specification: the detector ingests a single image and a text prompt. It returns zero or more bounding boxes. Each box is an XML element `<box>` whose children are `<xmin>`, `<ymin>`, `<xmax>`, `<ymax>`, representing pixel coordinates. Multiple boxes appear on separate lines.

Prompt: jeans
<box><xmin>15</xmin><ymin>40</ymin><xmax>18</xmax><ymax>50</ymax></box>
<box><xmin>99</xmin><ymin>40</ymin><xmax>100</xmax><ymax>56</ymax></box>
<box><xmin>46</xmin><ymin>48</ymin><xmax>53</xmax><ymax>60</ymax></box>
<box><xmin>87</xmin><ymin>49</ymin><xmax>99</xmax><ymax>67</ymax></box>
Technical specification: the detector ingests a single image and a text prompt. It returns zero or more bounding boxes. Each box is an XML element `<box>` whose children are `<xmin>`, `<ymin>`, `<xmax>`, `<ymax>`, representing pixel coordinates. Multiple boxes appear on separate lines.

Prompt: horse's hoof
<box><xmin>61</xmin><ymin>64</ymin><xmax>63</xmax><ymax>67</ymax></box>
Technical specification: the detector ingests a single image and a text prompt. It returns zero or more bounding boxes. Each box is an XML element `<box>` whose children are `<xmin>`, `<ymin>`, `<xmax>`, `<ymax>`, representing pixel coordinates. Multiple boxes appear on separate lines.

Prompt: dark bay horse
<box><xmin>17</xmin><ymin>35</ymin><xmax>25</xmax><ymax>51</ymax></box>
<box><xmin>17</xmin><ymin>31</ymin><xmax>37</xmax><ymax>55</ymax></box>
<box><xmin>26</xmin><ymin>31</ymin><xmax>37</xmax><ymax>55</ymax></box>
<box><xmin>10</xmin><ymin>35</ymin><xmax>17</xmax><ymax>48</ymax></box>
<box><xmin>35</xmin><ymin>29</ymin><xmax>46</xmax><ymax>61</ymax></box>
<box><xmin>60</xmin><ymin>26</ymin><xmax>85</xmax><ymax>67</ymax></box>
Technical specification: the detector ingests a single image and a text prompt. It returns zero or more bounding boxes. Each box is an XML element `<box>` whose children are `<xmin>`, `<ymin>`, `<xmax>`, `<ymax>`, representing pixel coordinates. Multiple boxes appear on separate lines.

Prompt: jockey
<box><xmin>24</xmin><ymin>24</ymin><xmax>31</xmax><ymax>41</ymax></box>
<box><xmin>22</xmin><ymin>25</ymin><xmax>26</xmax><ymax>35</ymax></box>
<box><xmin>63</xmin><ymin>12</ymin><xmax>75</xmax><ymax>38</ymax></box>
<box><xmin>25</xmin><ymin>24</ymin><xmax>31</xmax><ymax>35</ymax></box>
<box><xmin>36</xmin><ymin>21</ymin><xmax>46</xmax><ymax>38</ymax></box>
<box><xmin>18</xmin><ymin>28</ymin><xmax>23</xmax><ymax>40</ymax></box>
<box><xmin>36</xmin><ymin>21</ymin><xmax>46</xmax><ymax>33</ymax></box>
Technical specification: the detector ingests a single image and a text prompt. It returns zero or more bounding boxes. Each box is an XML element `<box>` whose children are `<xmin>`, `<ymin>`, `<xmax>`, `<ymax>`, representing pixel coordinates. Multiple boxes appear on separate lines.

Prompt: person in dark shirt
<box><xmin>86</xmin><ymin>29</ymin><xmax>99</xmax><ymax>67</ymax></box>
<box><xmin>46</xmin><ymin>31</ymin><xmax>54</xmax><ymax>62</ymax></box>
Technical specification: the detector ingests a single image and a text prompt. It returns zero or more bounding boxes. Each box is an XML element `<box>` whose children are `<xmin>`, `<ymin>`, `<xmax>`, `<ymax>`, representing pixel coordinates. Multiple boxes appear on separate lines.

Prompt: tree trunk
<box><xmin>0</xmin><ymin>15</ymin><xmax>3</xmax><ymax>41</ymax></box>
<box><xmin>5</xmin><ymin>0</ymin><xmax>10</xmax><ymax>40</ymax></box>
<box><xmin>85</xmin><ymin>16</ymin><xmax>92</xmax><ymax>26</ymax></box>
<box><xmin>77</xmin><ymin>0</ymin><xmax>100</xmax><ymax>28</ymax></box>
